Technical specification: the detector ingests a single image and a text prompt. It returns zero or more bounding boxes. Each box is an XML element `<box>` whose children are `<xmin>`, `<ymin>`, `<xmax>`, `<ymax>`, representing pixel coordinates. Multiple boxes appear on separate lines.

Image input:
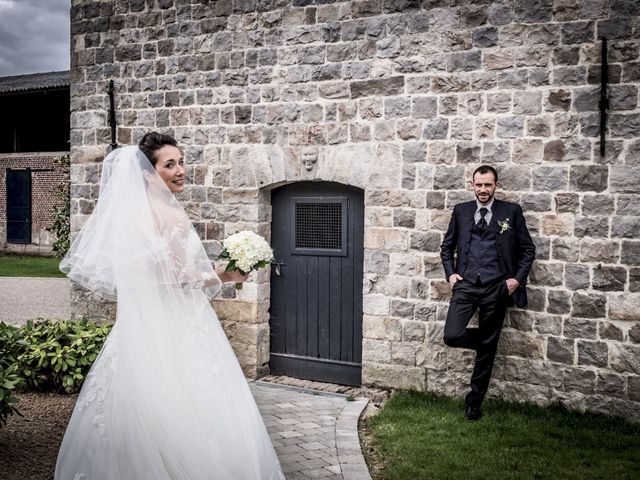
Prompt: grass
<box><xmin>0</xmin><ymin>255</ymin><xmax>65</xmax><ymax>278</ymax></box>
<box><xmin>363</xmin><ymin>390</ymin><xmax>640</xmax><ymax>480</ymax></box>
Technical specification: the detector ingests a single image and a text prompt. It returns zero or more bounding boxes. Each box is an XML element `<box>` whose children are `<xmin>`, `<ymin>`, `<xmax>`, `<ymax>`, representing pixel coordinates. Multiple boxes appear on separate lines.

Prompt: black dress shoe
<box><xmin>465</xmin><ymin>404</ymin><xmax>482</xmax><ymax>421</ymax></box>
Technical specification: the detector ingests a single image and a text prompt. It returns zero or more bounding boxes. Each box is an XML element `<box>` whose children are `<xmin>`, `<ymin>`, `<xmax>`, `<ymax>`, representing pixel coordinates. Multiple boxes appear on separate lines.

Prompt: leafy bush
<box><xmin>0</xmin><ymin>319</ymin><xmax>112</xmax><ymax>427</ymax></box>
<box><xmin>48</xmin><ymin>153</ymin><xmax>71</xmax><ymax>259</ymax></box>
<box><xmin>0</xmin><ymin>323</ymin><xmax>25</xmax><ymax>427</ymax></box>
<box><xmin>18</xmin><ymin>319</ymin><xmax>111</xmax><ymax>394</ymax></box>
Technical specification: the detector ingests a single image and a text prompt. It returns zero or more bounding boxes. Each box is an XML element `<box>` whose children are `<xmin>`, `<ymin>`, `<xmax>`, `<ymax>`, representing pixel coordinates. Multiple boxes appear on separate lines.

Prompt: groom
<box><xmin>440</xmin><ymin>165</ymin><xmax>535</xmax><ymax>420</ymax></box>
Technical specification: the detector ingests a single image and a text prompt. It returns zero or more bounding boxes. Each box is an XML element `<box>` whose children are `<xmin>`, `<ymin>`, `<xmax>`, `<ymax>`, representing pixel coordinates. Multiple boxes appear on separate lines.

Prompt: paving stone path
<box><xmin>252</xmin><ymin>381</ymin><xmax>371</xmax><ymax>480</ymax></box>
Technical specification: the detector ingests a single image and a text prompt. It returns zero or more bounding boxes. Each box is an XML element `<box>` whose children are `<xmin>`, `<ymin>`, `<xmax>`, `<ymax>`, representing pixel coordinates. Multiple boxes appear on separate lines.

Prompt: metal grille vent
<box><xmin>295</xmin><ymin>202</ymin><xmax>342</xmax><ymax>249</ymax></box>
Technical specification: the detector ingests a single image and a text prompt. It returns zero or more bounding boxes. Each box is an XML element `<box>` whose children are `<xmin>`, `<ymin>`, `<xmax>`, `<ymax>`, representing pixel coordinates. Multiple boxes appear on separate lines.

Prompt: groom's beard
<box><xmin>475</xmin><ymin>191</ymin><xmax>494</xmax><ymax>205</ymax></box>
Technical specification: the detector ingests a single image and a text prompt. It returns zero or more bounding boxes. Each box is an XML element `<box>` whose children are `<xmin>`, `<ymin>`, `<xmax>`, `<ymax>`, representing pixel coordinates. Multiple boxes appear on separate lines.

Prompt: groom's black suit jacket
<box><xmin>440</xmin><ymin>199</ymin><xmax>536</xmax><ymax>308</ymax></box>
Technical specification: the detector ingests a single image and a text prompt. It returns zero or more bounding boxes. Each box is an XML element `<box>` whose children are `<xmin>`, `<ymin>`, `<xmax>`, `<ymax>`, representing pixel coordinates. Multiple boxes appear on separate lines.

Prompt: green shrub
<box><xmin>18</xmin><ymin>319</ymin><xmax>112</xmax><ymax>394</ymax></box>
<box><xmin>48</xmin><ymin>153</ymin><xmax>70</xmax><ymax>259</ymax></box>
<box><xmin>0</xmin><ymin>323</ymin><xmax>25</xmax><ymax>427</ymax></box>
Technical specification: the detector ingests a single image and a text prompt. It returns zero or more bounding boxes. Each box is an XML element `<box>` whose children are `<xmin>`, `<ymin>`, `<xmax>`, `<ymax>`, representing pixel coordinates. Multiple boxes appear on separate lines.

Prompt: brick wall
<box><xmin>0</xmin><ymin>152</ymin><xmax>68</xmax><ymax>253</ymax></box>
<box><xmin>69</xmin><ymin>0</ymin><xmax>640</xmax><ymax>420</ymax></box>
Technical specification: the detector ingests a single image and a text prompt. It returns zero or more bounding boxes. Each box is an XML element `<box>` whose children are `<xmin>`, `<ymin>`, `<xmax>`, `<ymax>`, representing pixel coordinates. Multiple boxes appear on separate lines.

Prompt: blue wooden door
<box><xmin>6</xmin><ymin>169</ymin><xmax>31</xmax><ymax>244</ymax></box>
<box><xmin>269</xmin><ymin>182</ymin><xmax>364</xmax><ymax>386</ymax></box>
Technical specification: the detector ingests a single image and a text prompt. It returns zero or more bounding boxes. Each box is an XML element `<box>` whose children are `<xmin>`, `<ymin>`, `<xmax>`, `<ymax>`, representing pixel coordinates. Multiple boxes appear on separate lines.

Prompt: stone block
<box><xmin>527</xmin><ymin>286</ymin><xmax>546</xmax><ymax>312</ymax></box>
<box><xmin>577</xmin><ymin>340</ymin><xmax>608</xmax><ymax>367</ymax></box>
<box><xmin>499</xmin><ymin>330</ymin><xmax>544</xmax><ymax>359</ymax></box>
<box><xmin>364</xmin><ymin>250</ymin><xmax>390</xmax><ymax>274</ymax></box>
<box><xmin>555</xmin><ymin>193</ymin><xmax>579</xmax><ymax>213</ymax></box>
<box><xmin>582</xmin><ymin>194</ymin><xmax>615</xmax><ymax>215</ymax></box>
<box><xmin>429</xmin><ymin>280</ymin><xmax>451</xmax><ymax>302</ymax></box>
<box><xmin>592</xmin><ymin>266</ymin><xmax>627</xmax><ymax>291</ymax></box>
<box><xmin>362</xmin><ymin>338</ymin><xmax>392</xmax><ymax>364</ymax></box>
<box><xmin>532</xmin><ymin>166</ymin><xmax>568</xmax><ymax>191</ymax></box>
<box><xmin>350</xmin><ymin>76</ymin><xmax>404</xmax><ymax>99</ymax></box>
<box><xmin>515</xmin><ymin>0</ymin><xmax>553</xmax><ymax>23</ymax></box>
<box><xmin>520</xmin><ymin>194</ymin><xmax>552</xmax><ymax>213</ymax></box>
<box><xmin>609</xmin><ymin>113</ymin><xmax>640</xmax><ymax>139</ymax></box>
<box><xmin>608</xmin><ymin>293</ymin><xmax>640</xmax><ymax>321</ymax></box>
<box><xmin>543</xmin><ymin>214</ymin><xmax>573</xmax><ymax>236</ymax></box>
<box><xmin>363</xmin><ymin>294</ymin><xmax>390</xmax><ymax>316</ymax></box>
<box><xmin>525</xmin><ymin>235</ymin><xmax>551</xmax><ymax>260</ymax></box>
<box><xmin>389</xmin><ymin>252</ymin><xmax>422</xmax><ymax>276</ymax></box>
<box><xmin>631</xmin><ymin>268</ymin><xmax>640</xmax><ymax>292</ymax></box>
<box><xmin>529</xmin><ymin>262</ymin><xmax>564</xmax><ymax>287</ymax></box>
<box><xmin>574</xmin><ymin>216</ymin><xmax>609</xmax><ymax>239</ymax></box>
<box><xmin>534</xmin><ymin>313</ymin><xmax>563</xmax><ymax>336</ymax></box>
<box><xmin>213</xmin><ymin>300</ymin><xmax>258</xmax><ymax>323</ymax></box>
<box><xmin>363</xmin><ymin>363</ymin><xmax>425</xmax><ymax>390</ymax></box>
<box><xmin>616</xmin><ymin>195</ymin><xmax>640</xmax><ymax>216</ymax></box>
<box><xmin>390</xmin><ymin>299</ymin><xmax>415</xmax><ymax>319</ymax></box>
<box><xmin>507</xmin><ymin>310</ymin><xmax>534</xmax><ymax>332</ymax></box>
<box><xmin>571</xmin><ymin>293</ymin><xmax>606</xmax><ymax>319</ymax></box>
<box><xmin>630</xmin><ymin>323</ymin><xmax>640</xmax><ymax>344</ymax></box>
<box><xmin>569</xmin><ymin>165</ymin><xmax>608</xmax><ymax>192</ymax></box>
<box><xmin>573</xmin><ymin>86</ymin><xmax>599</xmax><ymax>112</ymax></box>
<box><xmin>513</xmin><ymin>139</ymin><xmax>544</xmax><ymax>164</ymax></box>
<box><xmin>599</xmin><ymin>321</ymin><xmax>624</xmax><ymax>342</ymax></box>
<box><xmin>630</xmin><ymin>375</ymin><xmax>640</xmax><ymax>402</ymax></box>
<box><xmin>548</xmin><ymin>289</ymin><xmax>571</xmax><ymax>315</ymax></box>
<box><xmin>496</xmin><ymin>115</ymin><xmax>525</xmax><ymax>138</ymax></box>
<box><xmin>544</xmin><ymin>139</ymin><xmax>566</xmax><ymax>161</ymax></box>
<box><xmin>579</xmin><ymin>239</ymin><xmax>619</xmax><ymax>263</ymax></box>
<box><xmin>596</xmin><ymin>372</ymin><xmax>626</xmax><ymax>397</ymax></box>
<box><xmin>498</xmin><ymin>357</ymin><xmax>561</xmax><ymax>390</ymax></box>
<box><xmin>565</xmin><ymin>263</ymin><xmax>590</xmax><ymax>290</ymax></box>
<box><xmin>609</xmin><ymin>343</ymin><xmax>640</xmax><ymax>375</ymax></box>
<box><xmin>562</xmin><ymin>367</ymin><xmax>595</xmax><ymax>395</ymax></box>
<box><xmin>363</xmin><ymin>315</ymin><xmax>402</xmax><ymax>341</ymax></box>
<box><xmin>551</xmin><ymin>238</ymin><xmax>579</xmax><ymax>262</ymax></box>
<box><xmin>547</xmin><ymin>336</ymin><xmax>574</xmax><ymax>364</ymax></box>
<box><xmin>391</xmin><ymin>342</ymin><xmax>418</xmax><ymax>366</ymax></box>
<box><xmin>611</xmin><ymin>216</ymin><xmax>640</xmax><ymax>239</ymax></box>
<box><xmin>621</xmin><ymin>241</ymin><xmax>640</xmax><ymax>265</ymax></box>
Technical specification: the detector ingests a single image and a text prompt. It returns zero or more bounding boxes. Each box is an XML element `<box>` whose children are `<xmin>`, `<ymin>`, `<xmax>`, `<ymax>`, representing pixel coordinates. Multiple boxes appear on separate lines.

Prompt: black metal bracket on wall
<box><xmin>599</xmin><ymin>37</ymin><xmax>608</xmax><ymax>157</ymax></box>
<box><xmin>107</xmin><ymin>79</ymin><xmax>118</xmax><ymax>150</ymax></box>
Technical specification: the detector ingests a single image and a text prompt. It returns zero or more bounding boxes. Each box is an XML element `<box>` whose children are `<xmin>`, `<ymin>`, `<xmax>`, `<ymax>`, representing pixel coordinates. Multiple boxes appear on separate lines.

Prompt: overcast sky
<box><xmin>0</xmin><ymin>0</ymin><xmax>70</xmax><ymax>77</ymax></box>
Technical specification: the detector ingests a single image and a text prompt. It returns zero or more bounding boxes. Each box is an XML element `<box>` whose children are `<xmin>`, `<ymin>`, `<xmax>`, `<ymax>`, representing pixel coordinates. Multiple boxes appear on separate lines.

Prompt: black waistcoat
<box><xmin>465</xmin><ymin>219</ymin><xmax>502</xmax><ymax>285</ymax></box>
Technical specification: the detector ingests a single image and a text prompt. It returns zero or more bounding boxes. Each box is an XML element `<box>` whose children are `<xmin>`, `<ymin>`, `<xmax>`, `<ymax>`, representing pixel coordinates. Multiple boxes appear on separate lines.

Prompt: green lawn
<box><xmin>364</xmin><ymin>390</ymin><xmax>640</xmax><ymax>480</ymax></box>
<box><xmin>0</xmin><ymin>255</ymin><xmax>66</xmax><ymax>278</ymax></box>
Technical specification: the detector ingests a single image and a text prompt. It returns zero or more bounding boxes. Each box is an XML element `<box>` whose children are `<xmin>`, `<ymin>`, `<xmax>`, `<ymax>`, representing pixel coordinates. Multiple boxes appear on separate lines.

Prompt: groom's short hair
<box><xmin>472</xmin><ymin>165</ymin><xmax>498</xmax><ymax>183</ymax></box>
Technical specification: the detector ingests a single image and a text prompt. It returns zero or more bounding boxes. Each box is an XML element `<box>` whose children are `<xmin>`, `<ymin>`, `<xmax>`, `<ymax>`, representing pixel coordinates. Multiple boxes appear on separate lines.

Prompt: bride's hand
<box><xmin>218</xmin><ymin>270</ymin><xmax>250</xmax><ymax>284</ymax></box>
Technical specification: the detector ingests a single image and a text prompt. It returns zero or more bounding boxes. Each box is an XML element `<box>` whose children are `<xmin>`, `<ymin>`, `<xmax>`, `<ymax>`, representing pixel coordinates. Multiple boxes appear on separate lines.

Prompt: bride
<box><xmin>55</xmin><ymin>133</ymin><xmax>285</xmax><ymax>479</ymax></box>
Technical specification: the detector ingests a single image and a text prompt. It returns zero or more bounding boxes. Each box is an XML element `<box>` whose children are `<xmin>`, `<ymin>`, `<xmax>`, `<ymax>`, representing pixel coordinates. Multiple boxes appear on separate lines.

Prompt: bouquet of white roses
<box><xmin>219</xmin><ymin>231</ymin><xmax>274</xmax><ymax>289</ymax></box>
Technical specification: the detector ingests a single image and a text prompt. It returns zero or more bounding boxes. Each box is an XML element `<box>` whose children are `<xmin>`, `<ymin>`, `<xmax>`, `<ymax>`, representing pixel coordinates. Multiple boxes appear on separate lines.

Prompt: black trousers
<box><xmin>443</xmin><ymin>278</ymin><xmax>510</xmax><ymax>407</ymax></box>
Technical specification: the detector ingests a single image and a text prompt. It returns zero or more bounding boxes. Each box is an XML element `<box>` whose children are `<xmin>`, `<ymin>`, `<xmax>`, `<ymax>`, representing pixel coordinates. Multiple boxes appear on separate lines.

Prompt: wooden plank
<box><xmin>307</xmin><ymin>255</ymin><xmax>319</xmax><ymax>358</ymax></box>
<box><xmin>329</xmin><ymin>255</ymin><xmax>342</xmax><ymax>361</ymax></box>
<box><xmin>296</xmin><ymin>256</ymin><xmax>307</xmax><ymax>356</ymax></box>
<box><xmin>341</xmin><ymin>197</ymin><xmax>354</xmax><ymax>362</ymax></box>
<box><xmin>270</xmin><ymin>353</ymin><xmax>361</xmax><ymax>387</ymax></box>
<box><xmin>318</xmin><ymin>256</ymin><xmax>330</xmax><ymax>359</ymax></box>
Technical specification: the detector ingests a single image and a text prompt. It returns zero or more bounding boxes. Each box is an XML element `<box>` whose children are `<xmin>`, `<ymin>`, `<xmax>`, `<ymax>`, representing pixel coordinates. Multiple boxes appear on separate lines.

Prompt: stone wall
<box><xmin>0</xmin><ymin>152</ymin><xmax>68</xmax><ymax>254</ymax></box>
<box><xmin>70</xmin><ymin>0</ymin><xmax>640</xmax><ymax>419</ymax></box>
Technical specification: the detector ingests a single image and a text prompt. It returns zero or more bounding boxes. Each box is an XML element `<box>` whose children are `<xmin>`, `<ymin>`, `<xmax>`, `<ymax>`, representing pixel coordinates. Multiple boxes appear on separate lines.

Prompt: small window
<box><xmin>290</xmin><ymin>197</ymin><xmax>347</xmax><ymax>256</ymax></box>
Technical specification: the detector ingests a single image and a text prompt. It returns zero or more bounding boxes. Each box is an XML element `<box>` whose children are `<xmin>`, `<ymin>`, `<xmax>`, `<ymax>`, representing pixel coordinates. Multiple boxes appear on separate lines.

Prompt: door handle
<box><xmin>271</xmin><ymin>262</ymin><xmax>286</xmax><ymax>276</ymax></box>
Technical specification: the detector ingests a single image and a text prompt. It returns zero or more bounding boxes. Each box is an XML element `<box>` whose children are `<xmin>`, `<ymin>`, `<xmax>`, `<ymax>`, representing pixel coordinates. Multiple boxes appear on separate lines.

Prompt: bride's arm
<box><xmin>217</xmin><ymin>270</ymin><xmax>250</xmax><ymax>284</ymax></box>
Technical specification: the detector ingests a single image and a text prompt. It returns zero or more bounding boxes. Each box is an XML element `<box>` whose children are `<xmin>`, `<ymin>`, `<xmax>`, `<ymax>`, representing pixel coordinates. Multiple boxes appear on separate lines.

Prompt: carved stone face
<box><xmin>301</xmin><ymin>148</ymin><xmax>318</xmax><ymax>171</ymax></box>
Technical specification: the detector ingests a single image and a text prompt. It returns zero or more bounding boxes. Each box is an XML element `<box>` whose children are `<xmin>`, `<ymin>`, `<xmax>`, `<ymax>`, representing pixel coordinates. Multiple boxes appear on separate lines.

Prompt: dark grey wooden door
<box><xmin>6</xmin><ymin>169</ymin><xmax>31</xmax><ymax>244</ymax></box>
<box><xmin>270</xmin><ymin>182</ymin><xmax>364</xmax><ymax>386</ymax></box>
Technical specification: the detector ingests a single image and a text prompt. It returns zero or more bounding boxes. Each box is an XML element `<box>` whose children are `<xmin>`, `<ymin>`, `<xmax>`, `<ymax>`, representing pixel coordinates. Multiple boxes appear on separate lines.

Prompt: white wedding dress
<box><xmin>55</xmin><ymin>147</ymin><xmax>284</xmax><ymax>480</ymax></box>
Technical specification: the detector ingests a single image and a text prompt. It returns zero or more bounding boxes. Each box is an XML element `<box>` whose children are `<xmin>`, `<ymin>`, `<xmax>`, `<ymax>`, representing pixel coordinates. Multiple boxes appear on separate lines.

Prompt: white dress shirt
<box><xmin>474</xmin><ymin>198</ymin><xmax>494</xmax><ymax>225</ymax></box>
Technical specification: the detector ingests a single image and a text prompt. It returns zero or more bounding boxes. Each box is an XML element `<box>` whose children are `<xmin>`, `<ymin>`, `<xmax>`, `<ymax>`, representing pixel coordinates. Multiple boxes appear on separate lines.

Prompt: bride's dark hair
<box><xmin>138</xmin><ymin>132</ymin><xmax>178</xmax><ymax>166</ymax></box>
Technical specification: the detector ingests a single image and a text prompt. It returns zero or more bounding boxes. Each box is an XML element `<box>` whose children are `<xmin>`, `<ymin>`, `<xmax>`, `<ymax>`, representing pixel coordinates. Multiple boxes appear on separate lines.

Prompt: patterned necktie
<box><xmin>478</xmin><ymin>207</ymin><xmax>488</xmax><ymax>230</ymax></box>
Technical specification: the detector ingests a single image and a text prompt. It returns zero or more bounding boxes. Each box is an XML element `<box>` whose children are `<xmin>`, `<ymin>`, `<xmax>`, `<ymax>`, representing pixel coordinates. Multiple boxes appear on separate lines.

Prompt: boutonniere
<box><xmin>497</xmin><ymin>219</ymin><xmax>511</xmax><ymax>234</ymax></box>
